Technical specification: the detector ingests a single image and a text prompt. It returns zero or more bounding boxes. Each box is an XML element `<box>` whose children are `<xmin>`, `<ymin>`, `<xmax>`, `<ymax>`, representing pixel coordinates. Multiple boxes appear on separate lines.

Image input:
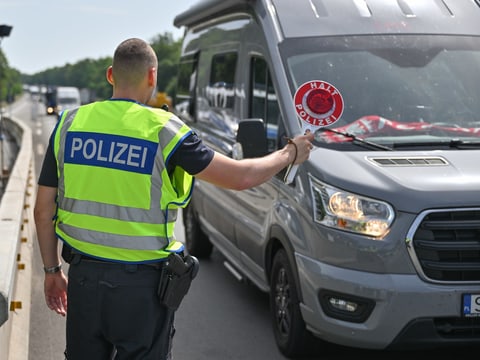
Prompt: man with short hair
<box><xmin>34</xmin><ymin>37</ymin><xmax>313</xmax><ymax>359</ymax></box>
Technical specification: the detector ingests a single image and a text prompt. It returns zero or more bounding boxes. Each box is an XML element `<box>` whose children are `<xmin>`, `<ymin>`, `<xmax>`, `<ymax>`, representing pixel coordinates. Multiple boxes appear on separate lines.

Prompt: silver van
<box><xmin>173</xmin><ymin>0</ymin><xmax>480</xmax><ymax>356</ymax></box>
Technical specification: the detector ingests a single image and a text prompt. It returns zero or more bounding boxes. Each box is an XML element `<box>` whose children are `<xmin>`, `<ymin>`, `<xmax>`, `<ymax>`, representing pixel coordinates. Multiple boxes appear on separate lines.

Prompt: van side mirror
<box><xmin>235</xmin><ymin>119</ymin><xmax>268</xmax><ymax>158</ymax></box>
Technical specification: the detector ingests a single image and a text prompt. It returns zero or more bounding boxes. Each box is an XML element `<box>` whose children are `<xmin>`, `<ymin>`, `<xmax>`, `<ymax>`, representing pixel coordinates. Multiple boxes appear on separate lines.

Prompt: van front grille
<box><xmin>407</xmin><ymin>208</ymin><xmax>480</xmax><ymax>282</ymax></box>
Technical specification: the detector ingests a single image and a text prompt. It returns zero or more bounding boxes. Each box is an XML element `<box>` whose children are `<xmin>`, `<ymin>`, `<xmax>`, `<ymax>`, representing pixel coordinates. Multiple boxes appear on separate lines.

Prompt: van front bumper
<box><xmin>295</xmin><ymin>252</ymin><xmax>480</xmax><ymax>349</ymax></box>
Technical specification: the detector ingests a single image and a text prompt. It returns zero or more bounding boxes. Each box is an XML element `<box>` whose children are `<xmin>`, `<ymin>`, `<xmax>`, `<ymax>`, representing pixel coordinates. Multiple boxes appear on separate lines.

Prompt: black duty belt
<box><xmin>74</xmin><ymin>253</ymin><xmax>165</xmax><ymax>270</ymax></box>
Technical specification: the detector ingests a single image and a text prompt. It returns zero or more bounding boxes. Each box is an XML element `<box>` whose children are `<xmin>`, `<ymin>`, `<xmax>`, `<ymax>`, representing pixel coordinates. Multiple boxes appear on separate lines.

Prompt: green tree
<box><xmin>150</xmin><ymin>32</ymin><xmax>182</xmax><ymax>94</ymax></box>
<box><xmin>0</xmin><ymin>48</ymin><xmax>8</xmax><ymax>104</ymax></box>
<box><xmin>0</xmin><ymin>49</ymin><xmax>21</xmax><ymax>105</ymax></box>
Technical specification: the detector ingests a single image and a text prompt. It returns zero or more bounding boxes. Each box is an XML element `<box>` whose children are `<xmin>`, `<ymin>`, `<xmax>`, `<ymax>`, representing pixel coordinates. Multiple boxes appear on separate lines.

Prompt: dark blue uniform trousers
<box><xmin>65</xmin><ymin>257</ymin><xmax>174</xmax><ymax>360</ymax></box>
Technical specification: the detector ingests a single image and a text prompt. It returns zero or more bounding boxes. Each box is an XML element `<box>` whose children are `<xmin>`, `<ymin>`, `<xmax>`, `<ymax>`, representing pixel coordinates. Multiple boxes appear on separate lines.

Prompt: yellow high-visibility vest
<box><xmin>53</xmin><ymin>100</ymin><xmax>193</xmax><ymax>262</ymax></box>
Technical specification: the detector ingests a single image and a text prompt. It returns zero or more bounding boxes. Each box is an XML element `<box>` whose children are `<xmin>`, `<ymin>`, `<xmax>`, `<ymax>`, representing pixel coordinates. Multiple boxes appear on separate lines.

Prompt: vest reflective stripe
<box><xmin>59</xmin><ymin>196</ymin><xmax>178</xmax><ymax>223</ymax></box>
<box><xmin>53</xmin><ymin>101</ymin><xmax>193</xmax><ymax>262</ymax></box>
<box><xmin>57</xmin><ymin>231</ymin><xmax>184</xmax><ymax>263</ymax></box>
<box><xmin>56</xmin><ymin>211</ymin><xmax>176</xmax><ymax>244</ymax></box>
<box><xmin>58</xmin><ymin>222</ymin><xmax>172</xmax><ymax>250</ymax></box>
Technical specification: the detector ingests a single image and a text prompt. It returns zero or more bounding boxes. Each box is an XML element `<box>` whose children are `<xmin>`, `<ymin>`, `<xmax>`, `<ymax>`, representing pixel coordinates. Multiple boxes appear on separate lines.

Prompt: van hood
<box><xmin>308</xmin><ymin>149</ymin><xmax>480</xmax><ymax>212</ymax></box>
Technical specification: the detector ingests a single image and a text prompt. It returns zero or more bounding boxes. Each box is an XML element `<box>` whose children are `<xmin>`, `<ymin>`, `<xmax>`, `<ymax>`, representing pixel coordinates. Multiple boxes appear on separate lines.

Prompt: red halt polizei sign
<box><xmin>284</xmin><ymin>80</ymin><xmax>344</xmax><ymax>184</ymax></box>
<box><xmin>294</xmin><ymin>80</ymin><xmax>344</xmax><ymax>129</ymax></box>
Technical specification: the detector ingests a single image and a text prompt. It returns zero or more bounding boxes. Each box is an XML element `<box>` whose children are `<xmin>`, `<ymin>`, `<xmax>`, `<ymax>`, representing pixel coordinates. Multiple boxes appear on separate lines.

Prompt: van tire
<box><xmin>270</xmin><ymin>249</ymin><xmax>309</xmax><ymax>358</ymax></box>
<box><xmin>183</xmin><ymin>202</ymin><xmax>213</xmax><ymax>258</ymax></box>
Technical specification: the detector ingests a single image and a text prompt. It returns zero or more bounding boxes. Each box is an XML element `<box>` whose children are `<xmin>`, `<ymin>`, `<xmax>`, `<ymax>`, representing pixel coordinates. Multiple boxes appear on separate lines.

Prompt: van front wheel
<box><xmin>270</xmin><ymin>249</ymin><xmax>310</xmax><ymax>358</ymax></box>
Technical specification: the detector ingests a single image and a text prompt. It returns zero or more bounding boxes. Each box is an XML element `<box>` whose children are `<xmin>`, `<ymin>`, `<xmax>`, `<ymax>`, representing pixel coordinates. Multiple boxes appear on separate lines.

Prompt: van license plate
<box><xmin>463</xmin><ymin>294</ymin><xmax>480</xmax><ymax>317</ymax></box>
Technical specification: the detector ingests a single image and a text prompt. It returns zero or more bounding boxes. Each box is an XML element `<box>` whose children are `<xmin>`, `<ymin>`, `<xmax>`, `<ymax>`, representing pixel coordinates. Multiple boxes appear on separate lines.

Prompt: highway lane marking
<box><xmin>36</xmin><ymin>143</ymin><xmax>44</xmax><ymax>156</ymax></box>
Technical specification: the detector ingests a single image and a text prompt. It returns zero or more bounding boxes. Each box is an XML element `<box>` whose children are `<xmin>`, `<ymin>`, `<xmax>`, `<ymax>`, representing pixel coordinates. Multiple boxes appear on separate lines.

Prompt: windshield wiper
<box><xmin>317</xmin><ymin>128</ymin><xmax>393</xmax><ymax>151</ymax></box>
<box><xmin>391</xmin><ymin>139</ymin><xmax>480</xmax><ymax>149</ymax></box>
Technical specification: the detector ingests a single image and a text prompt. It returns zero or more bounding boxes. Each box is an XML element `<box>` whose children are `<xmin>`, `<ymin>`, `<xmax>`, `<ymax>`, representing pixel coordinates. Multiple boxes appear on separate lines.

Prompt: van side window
<box><xmin>175</xmin><ymin>54</ymin><xmax>198</xmax><ymax>119</ymax></box>
<box><xmin>208</xmin><ymin>52</ymin><xmax>237</xmax><ymax>109</ymax></box>
<box><xmin>250</xmin><ymin>57</ymin><xmax>280</xmax><ymax>152</ymax></box>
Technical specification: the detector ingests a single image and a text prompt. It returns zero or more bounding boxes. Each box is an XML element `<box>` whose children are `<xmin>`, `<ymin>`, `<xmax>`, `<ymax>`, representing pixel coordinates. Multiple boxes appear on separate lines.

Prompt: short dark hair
<box><xmin>112</xmin><ymin>38</ymin><xmax>157</xmax><ymax>87</ymax></box>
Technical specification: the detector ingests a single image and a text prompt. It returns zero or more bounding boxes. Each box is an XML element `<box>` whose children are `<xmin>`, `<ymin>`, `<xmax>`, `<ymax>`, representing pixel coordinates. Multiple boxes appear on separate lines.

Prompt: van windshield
<box><xmin>281</xmin><ymin>35</ymin><xmax>480</xmax><ymax>149</ymax></box>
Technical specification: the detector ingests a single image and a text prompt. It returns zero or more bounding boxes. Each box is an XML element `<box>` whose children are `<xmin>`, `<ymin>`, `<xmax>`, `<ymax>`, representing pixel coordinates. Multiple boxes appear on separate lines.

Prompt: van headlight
<box><xmin>309</xmin><ymin>176</ymin><xmax>394</xmax><ymax>238</ymax></box>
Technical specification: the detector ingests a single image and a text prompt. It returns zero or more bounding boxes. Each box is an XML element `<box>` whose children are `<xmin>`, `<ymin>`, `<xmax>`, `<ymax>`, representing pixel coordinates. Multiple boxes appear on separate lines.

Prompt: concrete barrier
<box><xmin>0</xmin><ymin>115</ymin><xmax>34</xmax><ymax>360</ymax></box>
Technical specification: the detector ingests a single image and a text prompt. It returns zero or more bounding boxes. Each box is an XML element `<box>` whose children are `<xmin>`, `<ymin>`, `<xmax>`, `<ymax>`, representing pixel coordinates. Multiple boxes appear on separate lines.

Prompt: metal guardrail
<box><xmin>0</xmin><ymin>114</ymin><xmax>34</xmax><ymax>360</ymax></box>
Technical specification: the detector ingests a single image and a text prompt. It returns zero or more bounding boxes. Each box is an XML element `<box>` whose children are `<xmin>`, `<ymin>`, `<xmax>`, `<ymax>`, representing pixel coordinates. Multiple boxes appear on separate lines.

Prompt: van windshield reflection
<box><xmin>282</xmin><ymin>35</ymin><xmax>480</xmax><ymax>148</ymax></box>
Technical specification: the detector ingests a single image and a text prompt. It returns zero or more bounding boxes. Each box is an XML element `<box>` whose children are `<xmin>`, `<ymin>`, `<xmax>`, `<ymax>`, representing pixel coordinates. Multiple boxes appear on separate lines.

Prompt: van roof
<box><xmin>174</xmin><ymin>0</ymin><xmax>480</xmax><ymax>38</ymax></box>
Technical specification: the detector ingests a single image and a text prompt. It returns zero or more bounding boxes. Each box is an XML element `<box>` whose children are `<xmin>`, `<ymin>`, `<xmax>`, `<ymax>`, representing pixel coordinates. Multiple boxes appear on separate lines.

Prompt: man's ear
<box><xmin>106</xmin><ymin>66</ymin><xmax>114</xmax><ymax>85</ymax></box>
<box><xmin>148</xmin><ymin>67</ymin><xmax>157</xmax><ymax>87</ymax></box>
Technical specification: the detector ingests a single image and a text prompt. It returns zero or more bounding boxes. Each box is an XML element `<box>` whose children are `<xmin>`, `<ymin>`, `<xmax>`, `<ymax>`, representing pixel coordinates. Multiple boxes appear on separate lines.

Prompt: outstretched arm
<box><xmin>195</xmin><ymin>132</ymin><xmax>314</xmax><ymax>190</ymax></box>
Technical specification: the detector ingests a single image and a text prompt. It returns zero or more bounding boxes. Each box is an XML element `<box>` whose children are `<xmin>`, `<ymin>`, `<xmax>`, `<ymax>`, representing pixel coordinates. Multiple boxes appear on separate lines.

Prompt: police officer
<box><xmin>34</xmin><ymin>38</ymin><xmax>314</xmax><ymax>360</ymax></box>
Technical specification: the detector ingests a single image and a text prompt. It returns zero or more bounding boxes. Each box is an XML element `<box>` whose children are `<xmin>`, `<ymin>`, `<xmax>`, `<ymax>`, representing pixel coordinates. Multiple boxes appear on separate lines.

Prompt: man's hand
<box><xmin>290</xmin><ymin>131</ymin><xmax>315</xmax><ymax>165</ymax></box>
<box><xmin>44</xmin><ymin>271</ymin><xmax>68</xmax><ymax>316</ymax></box>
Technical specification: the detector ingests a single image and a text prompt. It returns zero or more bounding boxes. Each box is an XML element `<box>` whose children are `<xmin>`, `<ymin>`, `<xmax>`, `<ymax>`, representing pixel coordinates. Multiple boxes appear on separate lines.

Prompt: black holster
<box><xmin>61</xmin><ymin>243</ymin><xmax>74</xmax><ymax>264</ymax></box>
<box><xmin>157</xmin><ymin>253</ymin><xmax>199</xmax><ymax>311</ymax></box>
